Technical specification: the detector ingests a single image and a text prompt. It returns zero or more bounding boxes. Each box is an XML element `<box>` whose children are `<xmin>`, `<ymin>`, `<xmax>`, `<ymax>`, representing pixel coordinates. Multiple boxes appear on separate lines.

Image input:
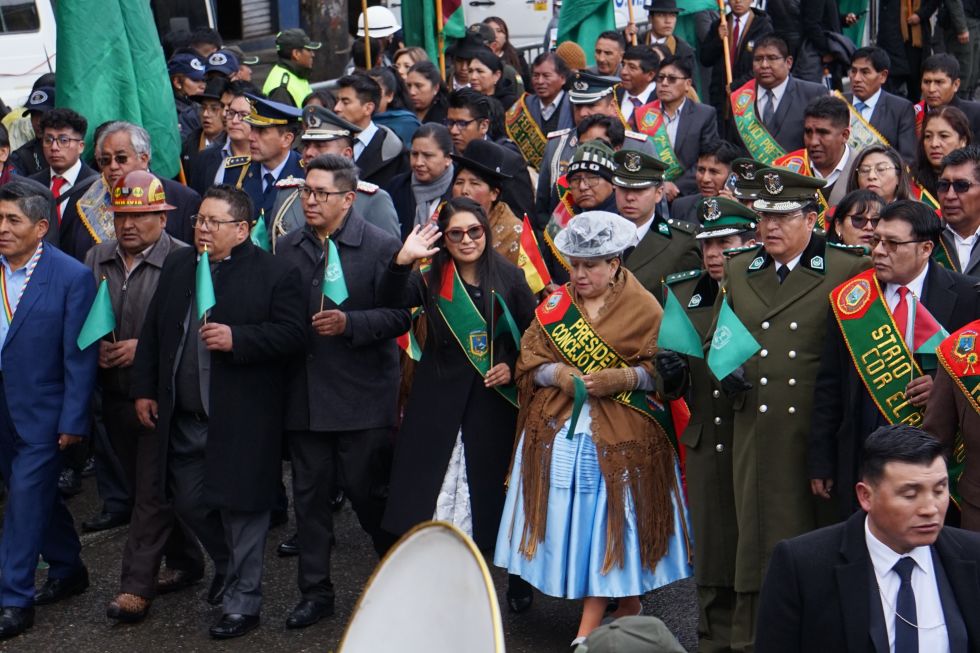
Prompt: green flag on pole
<box><xmin>56</xmin><ymin>0</ymin><xmax>181</xmax><ymax>178</ymax></box>
<box><xmin>400</xmin><ymin>0</ymin><xmax>466</xmax><ymax>63</ymax></box>
<box><xmin>196</xmin><ymin>249</ymin><xmax>216</xmax><ymax>320</ymax></box>
<box><xmin>251</xmin><ymin>213</ymin><xmax>271</xmax><ymax>252</ymax></box>
<box><xmin>556</xmin><ymin>0</ymin><xmax>615</xmax><ymax>66</ymax></box>
<box><xmin>707</xmin><ymin>299</ymin><xmax>761</xmax><ymax>381</ymax></box>
<box><xmin>77</xmin><ymin>278</ymin><xmax>116</xmax><ymax>350</ymax></box>
<box><xmin>657</xmin><ymin>286</ymin><xmax>705</xmax><ymax>358</ymax></box>
<box><xmin>322</xmin><ymin>238</ymin><xmax>349</xmax><ymax>306</ymax></box>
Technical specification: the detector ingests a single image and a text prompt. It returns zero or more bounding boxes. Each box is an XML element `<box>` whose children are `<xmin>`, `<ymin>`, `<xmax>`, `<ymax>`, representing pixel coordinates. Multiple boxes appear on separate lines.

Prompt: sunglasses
<box><xmin>444</xmin><ymin>225</ymin><xmax>485</xmax><ymax>243</ymax></box>
<box><xmin>846</xmin><ymin>214</ymin><xmax>881</xmax><ymax>229</ymax></box>
<box><xmin>937</xmin><ymin>179</ymin><xmax>978</xmax><ymax>194</ymax></box>
<box><xmin>97</xmin><ymin>153</ymin><xmax>130</xmax><ymax>167</ymax></box>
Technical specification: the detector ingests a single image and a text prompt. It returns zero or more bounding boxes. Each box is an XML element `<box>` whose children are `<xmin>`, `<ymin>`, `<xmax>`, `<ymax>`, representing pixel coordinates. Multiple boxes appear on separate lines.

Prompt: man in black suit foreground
<box><xmin>758</xmin><ymin>425</ymin><xmax>980</xmax><ymax>653</ymax></box>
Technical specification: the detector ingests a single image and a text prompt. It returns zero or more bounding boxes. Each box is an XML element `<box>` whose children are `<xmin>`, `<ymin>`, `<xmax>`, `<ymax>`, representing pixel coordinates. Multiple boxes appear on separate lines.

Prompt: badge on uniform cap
<box><xmin>29</xmin><ymin>90</ymin><xmax>47</xmax><ymax>105</ymax></box>
<box><xmin>306</xmin><ymin>113</ymin><xmax>322</xmax><ymax>128</ymax></box>
<box><xmin>763</xmin><ymin>172</ymin><xmax>783</xmax><ymax>195</ymax></box>
<box><xmin>688</xmin><ymin>293</ymin><xmax>702</xmax><ymax>308</ymax></box>
<box><xmin>748</xmin><ymin>256</ymin><xmax>765</xmax><ymax>270</ymax></box>
<box><xmin>735</xmin><ymin>161</ymin><xmax>756</xmax><ymax>180</ymax></box>
<box><xmin>190</xmin><ymin>58</ymin><xmax>205</xmax><ymax>71</ymax></box>
<box><xmin>209</xmin><ymin>52</ymin><xmax>228</xmax><ymax>66</ymax></box>
<box><xmin>623</xmin><ymin>152</ymin><xmax>642</xmax><ymax>173</ymax></box>
<box><xmin>573</xmin><ymin>80</ymin><xmax>588</xmax><ymax>91</ymax></box>
<box><xmin>703</xmin><ymin>198</ymin><xmax>721</xmax><ymax>221</ymax></box>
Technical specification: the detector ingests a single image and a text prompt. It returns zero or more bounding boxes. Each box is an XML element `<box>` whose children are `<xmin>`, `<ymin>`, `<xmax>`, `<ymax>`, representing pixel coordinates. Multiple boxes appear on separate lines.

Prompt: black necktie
<box><xmin>894</xmin><ymin>557</ymin><xmax>918</xmax><ymax>653</ymax></box>
<box><xmin>776</xmin><ymin>265</ymin><xmax>789</xmax><ymax>284</ymax></box>
<box><xmin>262</xmin><ymin>172</ymin><xmax>276</xmax><ymax>221</ymax></box>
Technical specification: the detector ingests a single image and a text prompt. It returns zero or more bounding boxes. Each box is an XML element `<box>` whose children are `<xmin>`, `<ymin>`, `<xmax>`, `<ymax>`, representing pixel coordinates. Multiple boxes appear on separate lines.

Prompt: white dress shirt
<box><xmin>540</xmin><ymin>90</ymin><xmax>564</xmax><ymax>122</ymax></box>
<box><xmin>663</xmin><ymin>99</ymin><xmax>686</xmax><ymax>147</ymax></box>
<box><xmin>865</xmin><ymin>516</ymin><xmax>949</xmax><ymax>653</ymax></box>
<box><xmin>947</xmin><ymin>224</ymin><xmax>980</xmax><ymax>272</ymax></box>
<box><xmin>884</xmin><ymin>262</ymin><xmax>928</xmax><ymax>346</ymax></box>
<box><xmin>620</xmin><ymin>80</ymin><xmax>656</xmax><ymax>121</ymax></box>
<box><xmin>260</xmin><ymin>155</ymin><xmax>290</xmax><ymax>193</ymax></box>
<box><xmin>776</xmin><ymin>250</ymin><xmax>803</xmax><ymax>276</ymax></box>
<box><xmin>635</xmin><ymin>213</ymin><xmax>656</xmax><ymax>242</ymax></box>
<box><xmin>854</xmin><ymin>87</ymin><xmax>883</xmax><ymax>122</ymax></box>
<box><xmin>354</xmin><ymin>121</ymin><xmax>379</xmax><ymax>161</ymax></box>
<box><xmin>812</xmin><ymin>145</ymin><xmax>851</xmax><ymax>188</ymax></box>
<box><xmin>729</xmin><ymin>12</ymin><xmax>749</xmax><ymax>50</ymax></box>
<box><xmin>758</xmin><ymin>75</ymin><xmax>789</xmax><ymax>117</ymax></box>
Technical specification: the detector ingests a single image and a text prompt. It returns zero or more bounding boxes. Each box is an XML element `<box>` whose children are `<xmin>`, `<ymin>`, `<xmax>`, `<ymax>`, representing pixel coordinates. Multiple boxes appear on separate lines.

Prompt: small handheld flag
<box><xmin>251</xmin><ymin>212</ymin><xmax>271</xmax><ymax>251</ymax></box>
<box><xmin>196</xmin><ymin>246</ymin><xmax>216</xmax><ymax>320</ymax></box>
<box><xmin>517</xmin><ymin>214</ymin><xmax>551</xmax><ymax>293</ymax></box>
<box><xmin>909</xmin><ymin>295</ymin><xmax>948</xmax><ymax>371</ymax></box>
<box><xmin>707</xmin><ymin>299</ymin><xmax>761</xmax><ymax>381</ymax></box>
<box><xmin>77</xmin><ymin>277</ymin><xmax>116</xmax><ymax>349</ymax></box>
<box><xmin>657</xmin><ymin>286</ymin><xmax>705</xmax><ymax>358</ymax></box>
<box><xmin>565</xmin><ymin>375</ymin><xmax>588</xmax><ymax>440</ymax></box>
<box><xmin>322</xmin><ymin>238</ymin><xmax>349</xmax><ymax>305</ymax></box>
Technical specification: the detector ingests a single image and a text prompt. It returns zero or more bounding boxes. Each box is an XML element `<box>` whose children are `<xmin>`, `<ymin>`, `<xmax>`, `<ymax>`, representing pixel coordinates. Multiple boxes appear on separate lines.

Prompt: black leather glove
<box><xmin>720</xmin><ymin>365</ymin><xmax>753</xmax><ymax>397</ymax></box>
<box><xmin>655</xmin><ymin>350</ymin><xmax>689</xmax><ymax>397</ymax></box>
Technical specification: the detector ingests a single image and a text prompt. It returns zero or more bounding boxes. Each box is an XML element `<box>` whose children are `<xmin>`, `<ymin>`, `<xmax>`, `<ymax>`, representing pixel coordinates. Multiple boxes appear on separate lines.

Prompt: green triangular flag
<box><xmin>707</xmin><ymin>299</ymin><xmax>761</xmax><ymax>381</ymax></box>
<box><xmin>251</xmin><ymin>212</ymin><xmax>270</xmax><ymax>251</ymax></box>
<box><xmin>322</xmin><ymin>238</ymin><xmax>349</xmax><ymax>305</ymax></box>
<box><xmin>492</xmin><ymin>291</ymin><xmax>522</xmax><ymax>348</ymax></box>
<box><xmin>77</xmin><ymin>278</ymin><xmax>116</xmax><ymax>350</ymax></box>
<box><xmin>657</xmin><ymin>286</ymin><xmax>705</xmax><ymax>358</ymax></box>
<box><xmin>565</xmin><ymin>375</ymin><xmax>588</xmax><ymax>440</ymax></box>
<box><xmin>196</xmin><ymin>248</ymin><xmax>216</xmax><ymax>319</ymax></box>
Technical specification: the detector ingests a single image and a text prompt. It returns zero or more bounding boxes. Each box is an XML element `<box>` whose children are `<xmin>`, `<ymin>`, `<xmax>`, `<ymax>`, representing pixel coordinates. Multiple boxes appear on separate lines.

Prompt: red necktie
<box><xmin>893</xmin><ymin>286</ymin><xmax>910</xmax><ymax>344</ymax></box>
<box><xmin>50</xmin><ymin>175</ymin><xmax>66</xmax><ymax>224</ymax></box>
<box><xmin>730</xmin><ymin>16</ymin><xmax>741</xmax><ymax>67</ymax></box>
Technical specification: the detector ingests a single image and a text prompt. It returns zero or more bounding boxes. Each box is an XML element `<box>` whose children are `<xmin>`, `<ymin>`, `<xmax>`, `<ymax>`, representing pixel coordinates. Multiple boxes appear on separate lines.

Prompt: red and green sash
<box><xmin>505</xmin><ymin>93</ymin><xmax>547</xmax><ymax>170</ymax></box>
<box><xmin>830</xmin><ymin>269</ymin><xmax>924</xmax><ymax>426</ymax></box>
<box><xmin>771</xmin><ymin>149</ymin><xmax>830</xmax><ymax>228</ymax></box>
<box><xmin>543</xmin><ymin>175</ymin><xmax>574</xmax><ymax>272</ymax></box>
<box><xmin>633</xmin><ymin>100</ymin><xmax>684</xmax><ymax>181</ymax></box>
<box><xmin>936</xmin><ymin>321</ymin><xmax>979</xmax><ymax>505</ymax></box>
<box><xmin>833</xmin><ymin>90</ymin><xmax>890</xmax><ymax>151</ymax></box>
<box><xmin>433</xmin><ymin>260</ymin><xmax>518</xmax><ymax>407</ymax></box>
<box><xmin>914</xmin><ymin>101</ymin><xmax>926</xmax><ymax>137</ymax></box>
<box><xmin>730</xmin><ymin>80</ymin><xmax>787</xmax><ymax>165</ymax></box>
<box><xmin>932</xmin><ymin>237</ymin><xmax>959</xmax><ymax>271</ymax></box>
<box><xmin>535</xmin><ymin>286</ymin><xmax>690</xmax><ymax>459</ymax></box>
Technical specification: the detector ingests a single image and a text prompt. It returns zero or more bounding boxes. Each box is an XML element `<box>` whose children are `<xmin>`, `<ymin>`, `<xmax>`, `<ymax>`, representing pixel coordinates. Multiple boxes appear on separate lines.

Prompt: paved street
<box><xmin>0</xmin><ymin>468</ymin><xmax>698</xmax><ymax>652</ymax></box>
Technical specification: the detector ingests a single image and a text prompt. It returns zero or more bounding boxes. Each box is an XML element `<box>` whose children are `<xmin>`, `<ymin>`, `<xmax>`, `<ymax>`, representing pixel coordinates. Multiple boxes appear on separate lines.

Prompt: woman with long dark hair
<box><xmin>468</xmin><ymin>48</ymin><xmax>519</xmax><ymax>112</ymax></box>
<box><xmin>826</xmin><ymin>189</ymin><xmax>885</xmax><ymax>247</ymax></box>
<box><xmin>367</xmin><ymin>66</ymin><xmax>422</xmax><ymax>144</ymax></box>
<box><xmin>914</xmin><ymin>106</ymin><xmax>972</xmax><ymax>197</ymax></box>
<box><xmin>484</xmin><ymin>16</ymin><xmax>530</xmax><ymax>86</ymax></box>
<box><xmin>406</xmin><ymin>61</ymin><xmax>449</xmax><ymax>125</ymax></box>
<box><xmin>387</xmin><ymin>123</ymin><xmax>455</xmax><ymax>239</ymax></box>
<box><xmin>380</xmin><ymin>197</ymin><xmax>538</xmax><ymax>609</ymax></box>
<box><xmin>844</xmin><ymin>145</ymin><xmax>911</xmax><ymax>203</ymax></box>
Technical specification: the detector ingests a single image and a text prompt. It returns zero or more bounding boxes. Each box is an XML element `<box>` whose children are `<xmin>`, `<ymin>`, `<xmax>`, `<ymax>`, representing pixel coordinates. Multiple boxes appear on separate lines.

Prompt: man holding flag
<box><xmin>658</xmin><ymin>197</ymin><xmax>758</xmax><ymax>653</ymax></box>
<box><xmin>275</xmin><ymin>154</ymin><xmax>408</xmax><ymax>629</ymax></box>
<box><xmin>714</xmin><ymin>166</ymin><xmax>869</xmax><ymax>651</ymax></box>
<box><xmin>132</xmin><ymin>185</ymin><xmax>306</xmax><ymax>639</ymax></box>
<box><xmin>810</xmin><ymin>200</ymin><xmax>980</xmax><ymax>520</ymax></box>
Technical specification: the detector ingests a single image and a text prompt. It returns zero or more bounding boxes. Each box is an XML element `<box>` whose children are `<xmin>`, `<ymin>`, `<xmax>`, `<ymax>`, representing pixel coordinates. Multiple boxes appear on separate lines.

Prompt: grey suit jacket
<box><xmin>673</xmin><ymin>101</ymin><xmax>720</xmax><ymax>197</ymax></box>
<box><xmin>760</xmin><ymin>76</ymin><xmax>828</xmax><ymax>153</ymax></box>
<box><xmin>941</xmin><ymin>227</ymin><xmax>980</xmax><ymax>279</ymax></box>
<box><xmin>844</xmin><ymin>90</ymin><xmax>917</xmax><ymax>163</ymax></box>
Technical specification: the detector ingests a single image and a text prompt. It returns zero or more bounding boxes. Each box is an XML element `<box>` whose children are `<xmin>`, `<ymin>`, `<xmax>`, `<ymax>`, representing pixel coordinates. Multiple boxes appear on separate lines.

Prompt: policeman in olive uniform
<box><xmin>716</xmin><ymin>167</ymin><xmax>871</xmax><ymax>652</ymax></box>
<box><xmin>267</xmin><ymin>106</ymin><xmax>400</xmax><ymax>252</ymax></box>
<box><xmin>663</xmin><ymin>197</ymin><xmax>758</xmax><ymax>653</ymax></box>
<box><xmin>729</xmin><ymin>157</ymin><xmax>766</xmax><ymax>208</ymax></box>
<box><xmin>610</xmin><ymin>149</ymin><xmax>702</xmax><ymax>300</ymax></box>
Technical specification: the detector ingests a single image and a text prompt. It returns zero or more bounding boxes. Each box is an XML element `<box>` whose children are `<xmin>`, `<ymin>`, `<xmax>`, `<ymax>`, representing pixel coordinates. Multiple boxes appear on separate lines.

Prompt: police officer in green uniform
<box><xmin>262</xmin><ymin>29</ymin><xmax>321</xmax><ymax>108</ymax></box>
<box><xmin>662</xmin><ymin>197</ymin><xmax>758</xmax><ymax>653</ymax></box>
<box><xmin>716</xmin><ymin>167</ymin><xmax>871</xmax><ymax>652</ymax></box>
<box><xmin>610</xmin><ymin>149</ymin><xmax>702</xmax><ymax>300</ymax></box>
<box><xmin>729</xmin><ymin>157</ymin><xmax>766</xmax><ymax>208</ymax></box>
<box><xmin>267</xmin><ymin>106</ymin><xmax>400</xmax><ymax>251</ymax></box>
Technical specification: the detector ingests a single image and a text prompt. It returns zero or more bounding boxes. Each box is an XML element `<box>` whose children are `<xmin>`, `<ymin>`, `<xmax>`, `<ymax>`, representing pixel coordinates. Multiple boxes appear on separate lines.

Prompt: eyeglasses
<box><xmin>757</xmin><ymin>211</ymin><xmax>804</xmax><ymax>223</ymax></box>
<box><xmin>937</xmin><ymin>179</ymin><xmax>979</xmax><ymax>194</ymax></box>
<box><xmin>752</xmin><ymin>55</ymin><xmax>786</xmax><ymax>64</ymax></box>
<box><xmin>202</xmin><ymin>104</ymin><xmax>225</xmax><ymax>115</ymax></box>
<box><xmin>299</xmin><ymin>186</ymin><xmax>352</xmax><ymax>203</ymax></box>
<box><xmin>43</xmin><ymin>135</ymin><xmax>83</xmax><ymax>147</ymax></box>
<box><xmin>567</xmin><ymin>174</ymin><xmax>605</xmax><ymax>189</ymax></box>
<box><xmin>655</xmin><ymin>74</ymin><xmax>689</xmax><ymax>84</ymax></box>
<box><xmin>856</xmin><ymin>163</ymin><xmax>898</xmax><ymax>177</ymax></box>
<box><xmin>191</xmin><ymin>215</ymin><xmax>244</xmax><ymax>230</ymax></box>
<box><xmin>97</xmin><ymin>153</ymin><xmax>130</xmax><ymax>167</ymax></box>
<box><xmin>442</xmin><ymin>118</ymin><xmax>477</xmax><ymax>130</ymax></box>
<box><xmin>869</xmin><ymin>236</ymin><xmax>926</xmax><ymax>252</ymax></box>
<box><xmin>444</xmin><ymin>224</ymin><xmax>485</xmax><ymax>243</ymax></box>
<box><xmin>846</xmin><ymin>214</ymin><xmax>881</xmax><ymax>229</ymax></box>
<box><xmin>223</xmin><ymin>109</ymin><xmax>250</xmax><ymax>122</ymax></box>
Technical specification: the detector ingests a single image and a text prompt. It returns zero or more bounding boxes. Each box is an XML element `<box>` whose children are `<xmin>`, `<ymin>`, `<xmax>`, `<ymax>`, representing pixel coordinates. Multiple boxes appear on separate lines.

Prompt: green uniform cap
<box><xmin>567</xmin><ymin>71</ymin><xmax>618</xmax><ymax>105</ymax></box>
<box><xmin>751</xmin><ymin>166</ymin><xmax>827</xmax><ymax>213</ymax></box>
<box><xmin>574</xmin><ymin>616</ymin><xmax>686</xmax><ymax>653</ymax></box>
<box><xmin>302</xmin><ymin>106</ymin><xmax>362</xmax><ymax>142</ymax></box>
<box><xmin>695</xmin><ymin>197</ymin><xmax>759</xmax><ymax>239</ymax></box>
<box><xmin>730</xmin><ymin>157</ymin><xmax>767</xmax><ymax>200</ymax></box>
<box><xmin>611</xmin><ymin>149</ymin><xmax>669</xmax><ymax>189</ymax></box>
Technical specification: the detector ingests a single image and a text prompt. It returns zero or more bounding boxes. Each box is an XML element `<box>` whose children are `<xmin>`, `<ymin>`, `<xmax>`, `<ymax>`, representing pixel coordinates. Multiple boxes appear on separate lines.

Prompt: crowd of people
<box><xmin>2</xmin><ymin>1</ymin><xmax>980</xmax><ymax>651</ymax></box>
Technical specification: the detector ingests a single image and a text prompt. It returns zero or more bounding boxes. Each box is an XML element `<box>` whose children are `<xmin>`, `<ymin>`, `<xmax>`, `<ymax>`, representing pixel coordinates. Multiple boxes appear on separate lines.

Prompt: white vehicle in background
<box><xmin>0</xmin><ymin>0</ymin><xmax>56</xmax><ymax>108</ymax></box>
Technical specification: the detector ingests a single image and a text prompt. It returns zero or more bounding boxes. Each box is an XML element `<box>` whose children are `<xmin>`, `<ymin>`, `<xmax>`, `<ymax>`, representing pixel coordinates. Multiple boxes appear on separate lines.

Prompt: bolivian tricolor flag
<box><xmin>396</xmin><ymin>307</ymin><xmax>423</xmax><ymax>361</ymax></box>
<box><xmin>518</xmin><ymin>214</ymin><xmax>551</xmax><ymax>294</ymax></box>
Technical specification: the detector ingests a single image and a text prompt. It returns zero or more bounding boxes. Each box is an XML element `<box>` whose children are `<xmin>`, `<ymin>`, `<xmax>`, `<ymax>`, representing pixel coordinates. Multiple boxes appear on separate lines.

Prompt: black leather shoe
<box><xmin>209</xmin><ymin>613</ymin><xmax>259</xmax><ymax>639</ymax></box>
<box><xmin>105</xmin><ymin>593</ymin><xmax>150</xmax><ymax>623</ymax></box>
<box><xmin>206</xmin><ymin>574</ymin><xmax>226</xmax><ymax>606</ymax></box>
<box><xmin>506</xmin><ymin>574</ymin><xmax>534</xmax><ymax>614</ymax></box>
<box><xmin>285</xmin><ymin>598</ymin><xmax>333</xmax><ymax>629</ymax></box>
<box><xmin>82</xmin><ymin>511</ymin><xmax>130</xmax><ymax>532</ymax></box>
<box><xmin>0</xmin><ymin>607</ymin><xmax>33</xmax><ymax>639</ymax></box>
<box><xmin>58</xmin><ymin>469</ymin><xmax>82</xmax><ymax>497</ymax></box>
<box><xmin>34</xmin><ymin>566</ymin><xmax>89</xmax><ymax>605</ymax></box>
<box><xmin>156</xmin><ymin>568</ymin><xmax>204</xmax><ymax>595</ymax></box>
<box><xmin>277</xmin><ymin>533</ymin><xmax>300</xmax><ymax>557</ymax></box>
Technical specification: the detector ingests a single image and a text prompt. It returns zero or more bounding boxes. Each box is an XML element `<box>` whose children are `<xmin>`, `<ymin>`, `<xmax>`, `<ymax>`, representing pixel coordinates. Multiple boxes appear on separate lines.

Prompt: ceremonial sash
<box><xmin>0</xmin><ymin>242</ymin><xmax>43</xmax><ymax>327</ymax></box>
<box><xmin>730</xmin><ymin>80</ymin><xmax>786</xmax><ymax>164</ymax></box>
<box><xmin>914</xmin><ymin>101</ymin><xmax>926</xmax><ymax>137</ymax></box>
<box><xmin>936</xmin><ymin>323</ymin><xmax>978</xmax><ymax>505</ymax></box>
<box><xmin>833</xmin><ymin>91</ymin><xmax>890</xmax><ymax>152</ymax></box>
<box><xmin>75</xmin><ymin>177</ymin><xmax>115</xmax><ymax>245</ymax></box>
<box><xmin>633</xmin><ymin>100</ymin><xmax>684</xmax><ymax>181</ymax></box>
<box><xmin>535</xmin><ymin>285</ymin><xmax>688</xmax><ymax>458</ymax></box>
<box><xmin>771</xmin><ymin>149</ymin><xmax>830</xmax><ymax>227</ymax></box>
<box><xmin>830</xmin><ymin>269</ymin><xmax>924</xmax><ymax>426</ymax></box>
<box><xmin>932</xmin><ymin>237</ymin><xmax>959</xmax><ymax>271</ymax></box>
<box><xmin>433</xmin><ymin>261</ymin><xmax>518</xmax><ymax>407</ymax></box>
<box><xmin>543</xmin><ymin>175</ymin><xmax>574</xmax><ymax>272</ymax></box>
<box><xmin>505</xmin><ymin>94</ymin><xmax>547</xmax><ymax>170</ymax></box>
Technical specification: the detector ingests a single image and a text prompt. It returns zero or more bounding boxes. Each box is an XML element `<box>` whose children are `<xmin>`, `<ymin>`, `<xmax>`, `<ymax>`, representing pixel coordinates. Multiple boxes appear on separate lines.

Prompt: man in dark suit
<box><xmin>729</xmin><ymin>35</ymin><xmax>827</xmax><ymax>154</ymax></box>
<box><xmin>700</xmin><ymin>0</ymin><xmax>774</xmax><ymax>114</ymax></box>
<box><xmin>938</xmin><ymin>146</ymin><xmax>980</xmax><ymax>278</ymax></box>
<box><xmin>0</xmin><ymin>178</ymin><xmax>98</xmax><ymax>639</ymax></box>
<box><xmin>616</xmin><ymin>46</ymin><xmax>659</xmax><ymax>129</ymax></box>
<box><xmin>276</xmin><ymin>155</ymin><xmax>407</xmax><ymax>629</ymax></box>
<box><xmin>846</xmin><ymin>47</ymin><xmax>918</xmax><ymax>164</ymax></box>
<box><xmin>28</xmin><ymin>107</ymin><xmax>99</xmax><ymax>256</ymax></box>
<box><xmin>810</xmin><ymin>200</ymin><xmax>980</xmax><ymax>520</ymax></box>
<box><xmin>241</xmin><ymin>95</ymin><xmax>304</xmax><ymax>226</ymax></box>
<box><xmin>522</xmin><ymin>52</ymin><xmax>573</xmax><ymax>138</ymax></box>
<box><xmin>759</xmin><ymin>425</ymin><xmax>980</xmax><ymax>653</ymax></box>
<box><xmin>334</xmin><ymin>73</ymin><xmax>408</xmax><ymax>189</ymax></box>
<box><xmin>921</xmin><ymin>54</ymin><xmax>980</xmax><ymax>140</ymax></box>
<box><xmin>133</xmin><ymin>185</ymin><xmax>306</xmax><ymax>639</ymax></box>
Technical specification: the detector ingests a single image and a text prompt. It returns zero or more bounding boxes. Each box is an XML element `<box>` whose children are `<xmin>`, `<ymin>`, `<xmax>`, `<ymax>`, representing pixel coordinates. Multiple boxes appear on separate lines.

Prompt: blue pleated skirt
<box><xmin>494</xmin><ymin>404</ymin><xmax>693</xmax><ymax>599</ymax></box>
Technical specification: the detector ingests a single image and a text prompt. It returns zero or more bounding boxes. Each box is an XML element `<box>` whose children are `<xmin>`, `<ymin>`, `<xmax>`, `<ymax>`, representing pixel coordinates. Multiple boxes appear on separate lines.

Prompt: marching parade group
<box><xmin>2</xmin><ymin>0</ymin><xmax>980</xmax><ymax>650</ymax></box>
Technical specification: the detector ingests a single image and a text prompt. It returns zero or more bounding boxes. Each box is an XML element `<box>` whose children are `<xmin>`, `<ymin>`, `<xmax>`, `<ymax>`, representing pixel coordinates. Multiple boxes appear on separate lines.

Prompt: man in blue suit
<box><xmin>241</xmin><ymin>94</ymin><xmax>304</xmax><ymax>226</ymax></box>
<box><xmin>0</xmin><ymin>178</ymin><xmax>98</xmax><ymax>639</ymax></box>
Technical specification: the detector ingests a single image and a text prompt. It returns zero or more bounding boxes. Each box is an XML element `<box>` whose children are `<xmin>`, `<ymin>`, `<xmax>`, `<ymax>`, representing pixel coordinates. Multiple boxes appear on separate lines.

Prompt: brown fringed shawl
<box><xmin>513</xmin><ymin>270</ymin><xmax>684</xmax><ymax>573</ymax></box>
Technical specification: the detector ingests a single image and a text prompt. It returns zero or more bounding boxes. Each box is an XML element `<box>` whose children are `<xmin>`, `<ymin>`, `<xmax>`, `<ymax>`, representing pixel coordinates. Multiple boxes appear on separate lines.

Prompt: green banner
<box><xmin>730</xmin><ymin>80</ymin><xmax>786</xmax><ymax>165</ymax></box>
